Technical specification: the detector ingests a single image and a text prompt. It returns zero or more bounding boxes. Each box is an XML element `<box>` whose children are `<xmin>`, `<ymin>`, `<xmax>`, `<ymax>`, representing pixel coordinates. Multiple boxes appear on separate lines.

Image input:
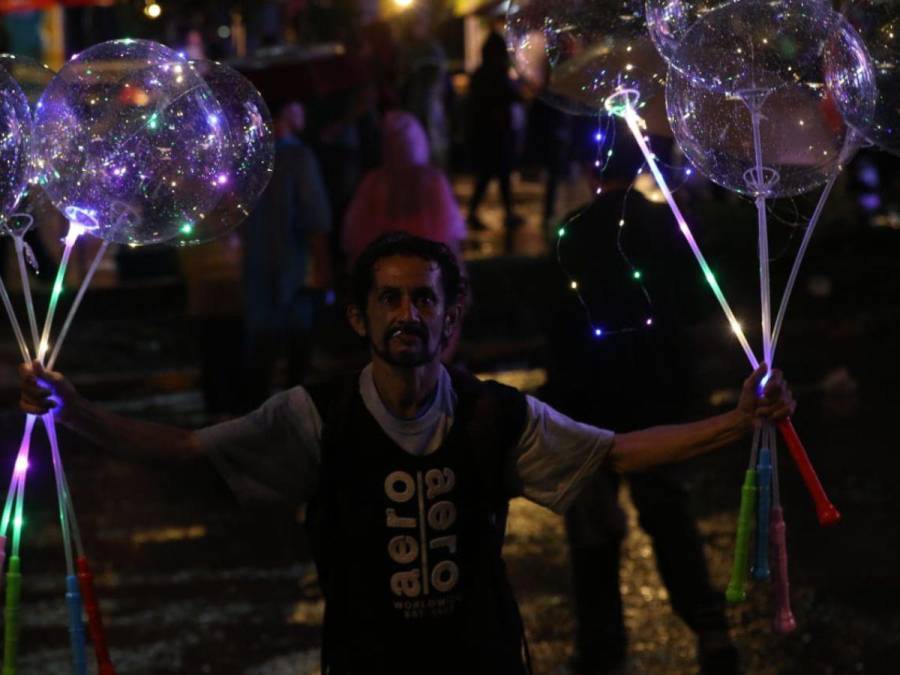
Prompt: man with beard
<box><xmin>19</xmin><ymin>233</ymin><xmax>795</xmax><ymax>674</ymax></box>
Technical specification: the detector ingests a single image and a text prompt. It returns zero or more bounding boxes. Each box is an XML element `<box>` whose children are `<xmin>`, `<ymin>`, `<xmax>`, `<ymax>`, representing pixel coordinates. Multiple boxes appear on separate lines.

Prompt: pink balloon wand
<box><xmin>768</xmin><ymin>426</ymin><xmax>796</xmax><ymax>633</ymax></box>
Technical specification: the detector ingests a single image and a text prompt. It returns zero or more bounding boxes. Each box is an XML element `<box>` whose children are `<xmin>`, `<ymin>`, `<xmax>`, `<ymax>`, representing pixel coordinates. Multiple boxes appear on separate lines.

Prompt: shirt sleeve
<box><xmin>197</xmin><ymin>387</ymin><xmax>323</xmax><ymax>505</ymax></box>
<box><xmin>507</xmin><ymin>395</ymin><xmax>615</xmax><ymax>514</ymax></box>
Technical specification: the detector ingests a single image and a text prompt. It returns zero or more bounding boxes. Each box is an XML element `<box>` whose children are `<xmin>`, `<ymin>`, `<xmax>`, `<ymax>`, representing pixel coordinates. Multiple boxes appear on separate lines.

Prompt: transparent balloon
<box><xmin>0</xmin><ymin>67</ymin><xmax>32</xmax><ymax>224</ymax></box>
<box><xmin>666</xmin><ymin>12</ymin><xmax>876</xmax><ymax>198</ymax></box>
<box><xmin>32</xmin><ymin>39</ymin><xmax>227</xmax><ymax>245</ymax></box>
<box><xmin>670</xmin><ymin>0</ymin><xmax>840</xmax><ymax>95</ymax></box>
<box><xmin>844</xmin><ymin>0</ymin><xmax>900</xmax><ymax>155</ymax></box>
<box><xmin>645</xmin><ymin>0</ymin><xmax>742</xmax><ymax>73</ymax></box>
<box><xmin>168</xmin><ymin>60</ymin><xmax>274</xmax><ymax>247</ymax></box>
<box><xmin>505</xmin><ymin>0</ymin><xmax>665</xmax><ymax>116</ymax></box>
<box><xmin>0</xmin><ymin>54</ymin><xmax>57</xmax><ymax>236</ymax></box>
<box><xmin>0</xmin><ymin>54</ymin><xmax>54</xmax><ymax>112</ymax></box>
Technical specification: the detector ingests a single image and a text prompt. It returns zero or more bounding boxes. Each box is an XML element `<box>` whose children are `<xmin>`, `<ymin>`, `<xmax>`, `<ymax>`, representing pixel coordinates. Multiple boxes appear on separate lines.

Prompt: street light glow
<box><xmin>144</xmin><ymin>2</ymin><xmax>162</xmax><ymax>19</ymax></box>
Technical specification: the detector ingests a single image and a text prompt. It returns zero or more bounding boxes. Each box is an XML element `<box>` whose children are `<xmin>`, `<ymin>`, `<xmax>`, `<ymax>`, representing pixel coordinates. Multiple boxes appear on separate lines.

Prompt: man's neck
<box><xmin>371</xmin><ymin>358</ymin><xmax>441</xmax><ymax>419</ymax></box>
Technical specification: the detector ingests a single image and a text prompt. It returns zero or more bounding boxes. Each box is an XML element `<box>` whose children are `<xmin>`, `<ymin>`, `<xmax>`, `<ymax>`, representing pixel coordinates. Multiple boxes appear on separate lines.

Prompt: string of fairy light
<box><xmin>555</xmin><ymin>113</ymin><xmax>696</xmax><ymax>338</ymax></box>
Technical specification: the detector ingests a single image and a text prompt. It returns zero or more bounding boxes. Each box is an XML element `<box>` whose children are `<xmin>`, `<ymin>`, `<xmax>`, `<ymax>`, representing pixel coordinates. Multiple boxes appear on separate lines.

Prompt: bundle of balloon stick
<box><xmin>0</xmin><ymin>39</ymin><xmax>273</xmax><ymax>674</ymax></box>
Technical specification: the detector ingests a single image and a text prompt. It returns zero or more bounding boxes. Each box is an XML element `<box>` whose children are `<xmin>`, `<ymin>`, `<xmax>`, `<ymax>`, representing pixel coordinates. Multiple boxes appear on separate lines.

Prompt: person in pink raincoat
<box><xmin>342</xmin><ymin>111</ymin><xmax>465</xmax><ymax>269</ymax></box>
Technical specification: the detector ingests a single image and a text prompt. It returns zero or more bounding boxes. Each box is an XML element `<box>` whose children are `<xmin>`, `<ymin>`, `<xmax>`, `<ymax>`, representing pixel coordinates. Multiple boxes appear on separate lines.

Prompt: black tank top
<box><xmin>308</xmin><ymin>368</ymin><xmax>529</xmax><ymax>674</ymax></box>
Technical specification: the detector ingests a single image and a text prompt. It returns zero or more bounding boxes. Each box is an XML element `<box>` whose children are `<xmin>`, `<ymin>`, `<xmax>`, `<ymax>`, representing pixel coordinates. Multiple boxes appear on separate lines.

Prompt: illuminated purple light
<box><xmin>594</xmin><ymin>328</ymin><xmax>603</xmax><ymax>337</ymax></box>
<box><xmin>13</xmin><ymin>456</ymin><xmax>28</xmax><ymax>476</ymax></box>
<box><xmin>217</xmin><ymin>173</ymin><xmax>229</xmax><ymax>185</ymax></box>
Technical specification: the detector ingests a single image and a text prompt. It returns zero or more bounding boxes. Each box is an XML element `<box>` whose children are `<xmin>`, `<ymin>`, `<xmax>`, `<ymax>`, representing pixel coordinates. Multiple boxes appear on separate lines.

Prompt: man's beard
<box><xmin>370</xmin><ymin>321</ymin><xmax>441</xmax><ymax>367</ymax></box>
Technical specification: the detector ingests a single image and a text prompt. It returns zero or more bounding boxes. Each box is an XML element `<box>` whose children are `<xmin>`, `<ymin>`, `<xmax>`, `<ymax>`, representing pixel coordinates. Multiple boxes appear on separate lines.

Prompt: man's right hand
<box><xmin>19</xmin><ymin>360</ymin><xmax>80</xmax><ymax>421</ymax></box>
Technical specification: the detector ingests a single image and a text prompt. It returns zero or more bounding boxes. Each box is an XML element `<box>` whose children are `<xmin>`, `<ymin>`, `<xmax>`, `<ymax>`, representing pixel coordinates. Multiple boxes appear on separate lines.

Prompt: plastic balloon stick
<box><xmin>37</xmin><ymin>222</ymin><xmax>84</xmax><ymax>362</ymax></box>
<box><xmin>726</xmin><ymin>469</ymin><xmax>757</xmax><ymax>603</ymax></box>
<box><xmin>12</xmin><ymin>237</ymin><xmax>39</xmax><ymax>351</ymax></box>
<box><xmin>77</xmin><ymin>557</ymin><xmax>116</xmax><ymax>675</ymax></box>
<box><xmin>753</xmin><ymin>443</ymin><xmax>773</xmax><ymax>581</ymax></box>
<box><xmin>2</xmin><ymin>555</ymin><xmax>22</xmax><ymax>675</ymax></box>
<box><xmin>744</xmin><ymin>92</ymin><xmax>775</xmax><ymax>366</ymax></box>
<box><xmin>615</xmin><ymin>96</ymin><xmax>760</xmax><ymax>368</ymax></box>
<box><xmin>770</xmin><ymin>126</ymin><xmax>862</xmax><ymax>363</ymax></box>
<box><xmin>0</xmin><ymin>280</ymin><xmax>30</xmax><ymax>364</ymax></box>
<box><xmin>65</xmin><ymin>575</ymin><xmax>88</xmax><ymax>675</ymax></box>
<box><xmin>46</xmin><ymin>413</ymin><xmax>74</xmax><ymax>575</ymax></box>
<box><xmin>1</xmin><ymin>418</ymin><xmax>35</xmax><ymax>539</ymax></box>
<box><xmin>770</xmin><ymin>505</ymin><xmax>797</xmax><ymax>633</ymax></box>
<box><xmin>776</xmin><ymin>419</ymin><xmax>840</xmax><ymax>525</ymax></box>
<box><xmin>47</xmin><ymin>241</ymin><xmax>110</xmax><ymax>370</ymax></box>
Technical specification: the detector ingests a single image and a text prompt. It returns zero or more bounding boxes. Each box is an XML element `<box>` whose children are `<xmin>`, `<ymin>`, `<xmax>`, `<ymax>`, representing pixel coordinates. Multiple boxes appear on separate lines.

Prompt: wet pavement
<box><xmin>0</xmin><ymin>175</ymin><xmax>898</xmax><ymax>673</ymax></box>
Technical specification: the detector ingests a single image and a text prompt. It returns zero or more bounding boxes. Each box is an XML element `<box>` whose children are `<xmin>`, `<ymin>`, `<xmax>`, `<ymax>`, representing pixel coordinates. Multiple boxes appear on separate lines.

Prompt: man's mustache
<box><xmin>384</xmin><ymin>322</ymin><xmax>428</xmax><ymax>342</ymax></box>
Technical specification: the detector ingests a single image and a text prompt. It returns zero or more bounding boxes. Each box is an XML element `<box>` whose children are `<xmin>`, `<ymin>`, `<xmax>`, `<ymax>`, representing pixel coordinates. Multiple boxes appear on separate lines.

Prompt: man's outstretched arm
<box><xmin>20</xmin><ymin>361</ymin><xmax>202</xmax><ymax>461</ymax></box>
<box><xmin>607</xmin><ymin>365</ymin><xmax>794</xmax><ymax>473</ymax></box>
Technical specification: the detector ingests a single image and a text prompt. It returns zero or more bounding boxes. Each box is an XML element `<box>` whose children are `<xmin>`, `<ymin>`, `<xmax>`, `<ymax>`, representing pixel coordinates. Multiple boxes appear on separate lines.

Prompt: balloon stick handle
<box><xmin>776</xmin><ymin>418</ymin><xmax>840</xmax><ymax>526</ymax></box>
<box><xmin>65</xmin><ymin>575</ymin><xmax>88</xmax><ymax>675</ymax></box>
<box><xmin>753</xmin><ymin>447</ymin><xmax>772</xmax><ymax>581</ymax></box>
<box><xmin>770</xmin><ymin>506</ymin><xmax>797</xmax><ymax>633</ymax></box>
<box><xmin>77</xmin><ymin>557</ymin><xmax>116</xmax><ymax>675</ymax></box>
<box><xmin>726</xmin><ymin>469</ymin><xmax>757</xmax><ymax>603</ymax></box>
<box><xmin>2</xmin><ymin>556</ymin><xmax>22</xmax><ymax>675</ymax></box>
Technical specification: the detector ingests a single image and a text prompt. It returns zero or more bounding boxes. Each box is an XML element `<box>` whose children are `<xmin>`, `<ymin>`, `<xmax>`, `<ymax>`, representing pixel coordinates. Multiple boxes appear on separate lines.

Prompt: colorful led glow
<box><xmin>615</xmin><ymin>97</ymin><xmax>760</xmax><ymax>369</ymax></box>
<box><xmin>13</xmin><ymin>457</ymin><xmax>28</xmax><ymax>476</ymax></box>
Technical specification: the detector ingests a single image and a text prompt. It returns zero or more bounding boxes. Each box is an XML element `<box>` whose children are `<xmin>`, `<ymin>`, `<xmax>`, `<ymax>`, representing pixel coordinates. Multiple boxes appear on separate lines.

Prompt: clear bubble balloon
<box><xmin>0</xmin><ymin>54</ymin><xmax>54</xmax><ymax>112</ymax></box>
<box><xmin>0</xmin><ymin>54</ymin><xmax>57</xmax><ymax>235</ymax></box>
<box><xmin>644</xmin><ymin>0</ymin><xmax>741</xmax><ymax>73</ymax></box>
<box><xmin>33</xmin><ymin>39</ymin><xmax>227</xmax><ymax>245</ymax></box>
<box><xmin>844</xmin><ymin>0</ymin><xmax>900</xmax><ymax>155</ymax></box>
<box><xmin>667</xmin><ymin>12</ymin><xmax>876</xmax><ymax>198</ymax></box>
<box><xmin>670</xmin><ymin>0</ymin><xmax>840</xmax><ymax>95</ymax></box>
<box><xmin>0</xmin><ymin>67</ymin><xmax>32</xmax><ymax>224</ymax></box>
<box><xmin>505</xmin><ymin>0</ymin><xmax>665</xmax><ymax>116</ymax></box>
<box><xmin>167</xmin><ymin>60</ymin><xmax>274</xmax><ymax>247</ymax></box>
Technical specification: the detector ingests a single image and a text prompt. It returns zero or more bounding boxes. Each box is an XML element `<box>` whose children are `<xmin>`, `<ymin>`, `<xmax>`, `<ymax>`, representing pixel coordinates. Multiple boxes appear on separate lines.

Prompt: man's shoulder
<box><xmin>446</xmin><ymin>366</ymin><xmax>527</xmax><ymax>434</ymax></box>
<box><xmin>303</xmin><ymin>372</ymin><xmax>362</xmax><ymax>420</ymax></box>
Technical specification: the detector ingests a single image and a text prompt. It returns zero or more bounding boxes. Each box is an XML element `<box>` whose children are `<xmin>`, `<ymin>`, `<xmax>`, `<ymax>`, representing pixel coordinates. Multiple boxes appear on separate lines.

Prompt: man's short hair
<box><xmin>350</xmin><ymin>232</ymin><xmax>464</xmax><ymax>312</ymax></box>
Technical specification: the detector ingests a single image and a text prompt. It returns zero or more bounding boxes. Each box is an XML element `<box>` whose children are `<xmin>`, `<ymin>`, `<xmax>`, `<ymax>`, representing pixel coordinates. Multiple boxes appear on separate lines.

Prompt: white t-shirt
<box><xmin>199</xmin><ymin>364</ymin><xmax>615</xmax><ymax>514</ymax></box>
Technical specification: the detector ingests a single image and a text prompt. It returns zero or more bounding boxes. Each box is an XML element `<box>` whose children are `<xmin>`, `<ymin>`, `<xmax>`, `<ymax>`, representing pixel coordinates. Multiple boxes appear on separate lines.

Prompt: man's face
<box><xmin>352</xmin><ymin>255</ymin><xmax>454</xmax><ymax>368</ymax></box>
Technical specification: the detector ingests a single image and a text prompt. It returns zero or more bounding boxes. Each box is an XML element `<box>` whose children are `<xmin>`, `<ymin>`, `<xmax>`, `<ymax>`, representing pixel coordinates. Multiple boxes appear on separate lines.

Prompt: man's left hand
<box><xmin>738</xmin><ymin>365</ymin><xmax>796</xmax><ymax>423</ymax></box>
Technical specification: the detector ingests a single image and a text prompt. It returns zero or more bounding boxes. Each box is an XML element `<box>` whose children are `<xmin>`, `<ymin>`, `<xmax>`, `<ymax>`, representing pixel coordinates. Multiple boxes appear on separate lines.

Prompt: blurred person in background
<box><xmin>241</xmin><ymin>100</ymin><xmax>332</xmax><ymax>409</ymax></box>
<box><xmin>466</xmin><ymin>31</ymin><xmax>523</xmax><ymax>241</ymax></box>
<box><xmin>397</xmin><ymin>6</ymin><xmax>450</xmax><ymax>167</ymax></box>
<box><xmin>540</xmin><ymin>125</ymin><xmax>737</xmax><ymax>675</ymax></box>
<box><xmin>342</xmin><ymin>111</ymin><xmax>465</xmax><ymax>267</ymax></box>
